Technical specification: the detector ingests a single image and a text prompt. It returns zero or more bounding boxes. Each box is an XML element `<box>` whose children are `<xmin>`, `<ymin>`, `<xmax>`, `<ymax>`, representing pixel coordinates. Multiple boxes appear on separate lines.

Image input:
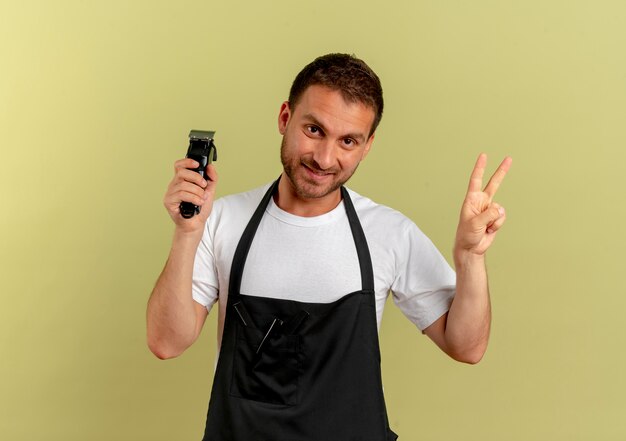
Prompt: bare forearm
<box><xmin>445</xmin><ymin>252</ymin><xmax>491</xmax><ymax>364</ymax></box>
<box><xmin>434</xmin><ymin>154</ymin><xmax>510</xmax><ymax>364</ymax></box>
<box><xmin>147</xmin><ymin>230</ymin><xmax>203</xmax><ymax>359</ymax></box>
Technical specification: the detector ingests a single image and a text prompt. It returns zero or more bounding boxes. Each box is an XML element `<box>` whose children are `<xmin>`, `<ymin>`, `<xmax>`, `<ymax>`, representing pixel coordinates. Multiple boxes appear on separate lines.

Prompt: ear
<box><xmin>277</xmin><ymin>101</ymin><xmax>291</xmax><ymax>135</ymax></box>
<box><xmin>361</xmin><ymin>132</ymin><xmax>375</xmax><ymax>160</ymax></box>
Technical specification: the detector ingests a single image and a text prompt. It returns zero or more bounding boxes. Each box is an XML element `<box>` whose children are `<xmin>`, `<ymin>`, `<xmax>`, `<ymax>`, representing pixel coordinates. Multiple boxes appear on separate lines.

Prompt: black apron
<box><xmin>202</xmin><ymin>180</ymin><xmax>398</xmax><ymax>441</ymax></box>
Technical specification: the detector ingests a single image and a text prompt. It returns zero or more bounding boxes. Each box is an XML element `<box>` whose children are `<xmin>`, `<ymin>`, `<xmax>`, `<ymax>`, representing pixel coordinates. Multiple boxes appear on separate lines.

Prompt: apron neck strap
<box><xmin>340</xmin><ymin>186</ymin><xmax>374</xmax><ymax>292</ymax></box>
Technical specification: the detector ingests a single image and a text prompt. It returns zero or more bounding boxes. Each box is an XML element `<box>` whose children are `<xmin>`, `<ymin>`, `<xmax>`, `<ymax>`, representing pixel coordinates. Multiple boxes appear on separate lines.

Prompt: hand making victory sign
<box><xmin>424</xmin><ymin>153</ymin><xmax>513</xmax><ymax>364</ymax></box>
<box><xmin>454</xmin><ymin>153</ymin><xmax>513</xmax><ymax>258</ymax></box>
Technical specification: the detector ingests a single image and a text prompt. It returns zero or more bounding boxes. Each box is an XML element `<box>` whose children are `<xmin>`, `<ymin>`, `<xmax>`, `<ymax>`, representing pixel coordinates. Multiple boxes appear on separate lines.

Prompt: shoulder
<box><xmin>345</xmin><ymin>187</ymin><xmax>422</xmax><ymax>237</ymax></box>
<box><xmin>344</xmin><ymin>187</ymin><xmax>441</xmax><ymax>262</ymax></box>
<box><xmin>206</xmin><ymin>182</ymin><xmax>272</xmax><ymax>238</ymax></box>
<box><xmin>212</xmin><ymin>183</ymin><xmax>272</xmax><ymax>218</ymax></box>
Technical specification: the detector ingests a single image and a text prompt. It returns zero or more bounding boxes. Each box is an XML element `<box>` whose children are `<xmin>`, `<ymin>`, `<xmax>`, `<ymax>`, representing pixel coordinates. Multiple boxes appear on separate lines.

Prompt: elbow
<box><xmin>453</xmin><ymin>350</ymin><xmax>485</xmax><ymax>365</ymax></box>
<box><xmin>149</xmin><ymin>346</ymin><xmax>180</xmax><ymax>361</ymax></box>
<box><xmin>147</xmin><ymin>335</ymin><xmax>185</xmax><ymax>360</ymax></box>
<box><xmin>447</xmin><ymin>344</ymin><xmax>487</xmax><ymax>365</ymax></box>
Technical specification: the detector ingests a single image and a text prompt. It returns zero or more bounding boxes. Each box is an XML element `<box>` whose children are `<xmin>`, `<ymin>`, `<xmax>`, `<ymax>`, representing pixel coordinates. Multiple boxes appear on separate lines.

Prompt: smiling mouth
<box><xmin>302</xmin><ymin>162</ymin><xmax>334</xmax><ymax>180</ymax></box>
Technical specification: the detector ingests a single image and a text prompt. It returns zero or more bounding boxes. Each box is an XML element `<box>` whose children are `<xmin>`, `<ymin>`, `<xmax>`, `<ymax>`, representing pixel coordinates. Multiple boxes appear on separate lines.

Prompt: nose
<box><xmin>311</xmin><ymin>139</ymin><xmax>336</xmax><ymax>171</ymax></box>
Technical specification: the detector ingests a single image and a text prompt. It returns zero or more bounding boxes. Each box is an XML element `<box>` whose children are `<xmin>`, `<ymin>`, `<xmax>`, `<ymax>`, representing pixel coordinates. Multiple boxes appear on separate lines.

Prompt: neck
<box><xmin>274</xmin><ymin>173</ymin><xmax>342</xmax><ymax>217</ymax></box>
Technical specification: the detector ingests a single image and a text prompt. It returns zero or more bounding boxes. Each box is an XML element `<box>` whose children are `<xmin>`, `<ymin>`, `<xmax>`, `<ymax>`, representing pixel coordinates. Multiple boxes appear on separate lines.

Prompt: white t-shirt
<box><xmin>192</xmin><ymin>183</ymin><xmax>456</xmax><ymax>344</ymax></box>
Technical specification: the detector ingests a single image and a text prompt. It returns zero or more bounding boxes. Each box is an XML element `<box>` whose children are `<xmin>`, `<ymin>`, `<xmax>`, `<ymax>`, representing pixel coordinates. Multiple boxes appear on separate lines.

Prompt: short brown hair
<box><xmin>288</xmin><ymin>53</ymin><xmax>384</xmax><ymax>136</ymax></box>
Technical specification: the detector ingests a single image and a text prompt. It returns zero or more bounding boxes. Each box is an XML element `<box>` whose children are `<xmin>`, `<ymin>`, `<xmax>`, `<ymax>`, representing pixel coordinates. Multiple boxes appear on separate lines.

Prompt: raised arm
<box><xmin>146</xmin><ymin>158</ymin><xmax>218</xmax><ymax>360</ymax></box>
<box><xmin>424</xmin><ymin>153</ymin><xmax>512</xmax><ymax>364</ymax></box>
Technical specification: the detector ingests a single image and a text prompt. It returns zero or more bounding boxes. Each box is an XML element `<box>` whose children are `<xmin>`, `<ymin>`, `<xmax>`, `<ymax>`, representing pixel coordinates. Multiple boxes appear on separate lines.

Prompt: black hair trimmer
<box><xmin>179</xmin><ymin>130</ymin><xmax>218</xmax><ymax>219</ymax></box>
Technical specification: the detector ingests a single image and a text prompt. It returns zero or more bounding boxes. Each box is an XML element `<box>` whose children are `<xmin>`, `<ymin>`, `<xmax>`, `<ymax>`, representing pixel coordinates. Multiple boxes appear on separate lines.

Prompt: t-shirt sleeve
<box><xmin>191</xmin><ymin>218</ymin><xmax>219</xmax><ymax>312</ymax></box>
<box><xmin>390</xmin><ymin>222</ymin><xmax>456</xmax><ymax>331</ymax></box>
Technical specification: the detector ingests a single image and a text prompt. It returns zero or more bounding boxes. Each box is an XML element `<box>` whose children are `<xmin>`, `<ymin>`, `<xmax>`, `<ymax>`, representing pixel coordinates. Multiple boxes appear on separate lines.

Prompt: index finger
<box><xmin>174</xmin><ymin>157</ymin><xmax>199</xmax><ymax>171</ymax></box>
<box><xmin>467</xmin><ymin>153</ymin><xmax>488</xmax><ymax>194</ymax></box>
<box><xmin>483</xmin><ymin>156</ymin><xmax>513</xmax><ymax>199</ymax></box>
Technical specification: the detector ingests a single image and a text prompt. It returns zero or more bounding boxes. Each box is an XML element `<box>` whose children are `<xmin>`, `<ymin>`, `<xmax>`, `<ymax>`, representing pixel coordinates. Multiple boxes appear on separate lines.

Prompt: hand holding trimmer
<box><xmin>179</xmin><ymin>130</ymin><xmax>218</xmax><ymax>219</ymax></box>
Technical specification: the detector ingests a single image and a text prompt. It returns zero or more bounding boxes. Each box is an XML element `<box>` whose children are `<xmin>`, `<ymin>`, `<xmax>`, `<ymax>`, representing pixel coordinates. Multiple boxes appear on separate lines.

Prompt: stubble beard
<box><xmin>280</xmin><ymin>136</ymin><xmax>357</xmax><ymax>200</ymax></box>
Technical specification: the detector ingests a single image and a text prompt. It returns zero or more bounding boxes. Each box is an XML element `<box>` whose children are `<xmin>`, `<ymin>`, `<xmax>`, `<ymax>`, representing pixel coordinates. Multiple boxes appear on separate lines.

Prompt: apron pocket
<box><xmin>230</xmin><ymin>323</ymin><xmax>300</xmax><ymax>406</ymax></box>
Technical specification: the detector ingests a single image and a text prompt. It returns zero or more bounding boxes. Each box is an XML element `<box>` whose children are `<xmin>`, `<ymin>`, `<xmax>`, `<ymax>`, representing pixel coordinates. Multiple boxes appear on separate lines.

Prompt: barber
<box><xmin>147</xmin><ymin>53</ymin><xmax>511</xmax><ymax>440</ymax></box>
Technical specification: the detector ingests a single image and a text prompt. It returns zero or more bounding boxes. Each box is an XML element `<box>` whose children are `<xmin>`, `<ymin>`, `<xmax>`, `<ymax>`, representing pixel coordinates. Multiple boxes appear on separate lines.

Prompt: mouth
<box><xmin>302</xmin><ymin>162</ymin><xmax>334</xmax><ymax>181</ymax></box>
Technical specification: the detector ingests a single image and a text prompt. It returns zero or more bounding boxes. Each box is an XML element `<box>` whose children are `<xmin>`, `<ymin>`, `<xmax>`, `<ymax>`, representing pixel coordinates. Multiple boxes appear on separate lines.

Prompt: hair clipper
<box><xmin>179</xmin><ymin>130</ymin><xmax>218</xmax><ymax>219</ymax></box>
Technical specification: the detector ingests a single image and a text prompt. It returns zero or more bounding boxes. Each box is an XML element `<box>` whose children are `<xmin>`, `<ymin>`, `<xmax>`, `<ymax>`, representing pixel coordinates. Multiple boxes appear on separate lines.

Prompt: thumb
<box><xmin>475</xmin><ymin>203</ymin><xmax>505</xmax><ymax>230</ymax></box>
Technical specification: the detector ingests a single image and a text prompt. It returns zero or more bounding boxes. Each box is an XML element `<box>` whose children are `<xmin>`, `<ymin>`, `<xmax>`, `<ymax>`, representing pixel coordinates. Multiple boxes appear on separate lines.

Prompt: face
<box><xmin>278</xmin><ymin>85</ymin><xmax>376</xmax><ymax>201</ymax></box>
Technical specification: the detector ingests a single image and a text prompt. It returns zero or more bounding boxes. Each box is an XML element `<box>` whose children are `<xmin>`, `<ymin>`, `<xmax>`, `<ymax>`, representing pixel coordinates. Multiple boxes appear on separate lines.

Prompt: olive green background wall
<box><xmin>1</xmin><ymin>0</ymin><xmax>624</xmax><ymax>439</ymax></box>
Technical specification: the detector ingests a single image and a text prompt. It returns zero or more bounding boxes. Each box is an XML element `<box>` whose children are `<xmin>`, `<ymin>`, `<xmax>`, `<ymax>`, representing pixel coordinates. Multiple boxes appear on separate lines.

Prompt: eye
<box><xmin>342</xmin><ymin>138</ymin><xmax>356</xmax><ymax>147</ymax></box>
<box><xmin>306</xmin><ymin>125</ymin><xmax>322</xmax><ymax>136</ymax></box>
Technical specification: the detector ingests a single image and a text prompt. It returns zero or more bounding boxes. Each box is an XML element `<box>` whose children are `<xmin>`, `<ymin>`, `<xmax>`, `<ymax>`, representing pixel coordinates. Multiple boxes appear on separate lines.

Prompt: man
<box><xmin>147</xmin><ymin>53</ymin><xmax>511</xmax><ymax>440</ymax></box>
